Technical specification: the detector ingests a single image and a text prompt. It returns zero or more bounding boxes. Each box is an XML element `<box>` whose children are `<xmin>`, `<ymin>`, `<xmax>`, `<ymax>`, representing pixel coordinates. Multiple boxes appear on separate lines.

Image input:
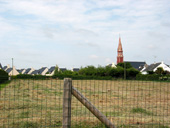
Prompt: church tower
<box><xmin>117</xmin><ymin>36</ymin><xmax>124</xmax><ymax>64</ymax></box>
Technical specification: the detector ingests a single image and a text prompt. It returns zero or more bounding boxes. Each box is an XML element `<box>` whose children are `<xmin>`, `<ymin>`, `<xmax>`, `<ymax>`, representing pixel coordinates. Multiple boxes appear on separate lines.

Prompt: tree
<box><xmin>155</xmin><ymin>67</ymin><xmax>164</xmax><ymax>75</ymax></box>
<box><xmin>117</xmin><ymin>62</ymin><xmax>132</xmax><ymax>69</ymax></box>
<box><xmin>126</xmin><ymin>68</ymin><xmax>140</xmax><ymax>78</ymax></box>
<box><xmin>54</xmin><ymin>65</ymin><xmax>60</xmax><ymax>75</ymax></box>
<box><xmin>0</xmin><ymin>69</ymin><xmax>8</xmax><ymax>83</ymax></box>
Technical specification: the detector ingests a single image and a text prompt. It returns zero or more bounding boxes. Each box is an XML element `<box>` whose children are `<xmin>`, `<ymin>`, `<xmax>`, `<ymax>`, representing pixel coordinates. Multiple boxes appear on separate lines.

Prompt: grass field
<box><xmin>0</xmin><ymin>79</ymin><xmax>170</xmax><ymax>128</ymax></box>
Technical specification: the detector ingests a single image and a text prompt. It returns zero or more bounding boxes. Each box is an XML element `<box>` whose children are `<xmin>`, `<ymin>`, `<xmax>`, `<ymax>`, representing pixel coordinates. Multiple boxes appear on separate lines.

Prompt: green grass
<box><xmin>18</xmin><ymin>121</ymin><xmax>38</xmax><ymax>128</ymax></box>
<box><xmin>118</xmin><ymin>124</ymin><xmax>169</xmax><ymax>128</ymax></box>
<box><xmin>105</xmin><ymin>111</ymin><xmax>121</xmax><ymax>117</ymax></box>
<box><xmin>0</xmin><ymin>81</ymin><xmax>10</xmax><ymax>90</ymax></box>
<box><xmin>131</xmin><ymin>107</ymin><xmax>153</xmax><ymax>116</ymax></box>
<box><xmin>72</xmin><ymin>122</ymin><xmax>108</xmax><ymax>128</ymax></box>
<box><xmin>20</xmin><ymin>111</ymin><xmax>29</xmax><ymax>118</ymax></box>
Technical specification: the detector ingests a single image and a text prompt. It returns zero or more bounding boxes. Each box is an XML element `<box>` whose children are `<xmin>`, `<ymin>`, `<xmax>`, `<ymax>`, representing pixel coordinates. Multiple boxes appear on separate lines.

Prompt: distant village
<box><xmin>1</xmin><ymin>37</ymin><xmax>170</xmax><ymax>76</ymax></box>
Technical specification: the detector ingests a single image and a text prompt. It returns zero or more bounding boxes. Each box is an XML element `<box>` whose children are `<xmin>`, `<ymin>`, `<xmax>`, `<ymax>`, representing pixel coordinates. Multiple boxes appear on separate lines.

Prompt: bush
<box><xmin>0</xmin><ymin>69</ymin><xmax>8</xmax><ymax>84</ymax></box>
<box><xmin>16</xmin><ymin>74</ymin><xmax>50</xmax><ymax>80</ymax></box>
<box><xmin>136</xmin><ymin>74</ymin><xmax>164</xmax><ymax>81</ymax></box>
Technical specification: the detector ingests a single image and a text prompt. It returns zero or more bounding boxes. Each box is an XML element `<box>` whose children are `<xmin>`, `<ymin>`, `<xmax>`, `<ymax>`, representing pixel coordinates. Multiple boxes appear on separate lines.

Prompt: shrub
<box><xmin>0</xmin><ymin>69</ymin><xmax>8</xmax><ymax>84</ymax></box>
<box><xmin>136</xmin><ymin>74</ymin><xmax>164</xmax><ymax>81</ymax></box>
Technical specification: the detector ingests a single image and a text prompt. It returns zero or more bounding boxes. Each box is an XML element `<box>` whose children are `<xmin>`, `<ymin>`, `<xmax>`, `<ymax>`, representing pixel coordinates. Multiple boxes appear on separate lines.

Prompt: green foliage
<box><xmin>131</xmin><ymin>107</ymin><xmax>153</xmax><ymax>116</ymax></box>
<box><xmin>16</xmin><ymin>74</ymin><xmax>50</xmax><ymax>79</ymax></box>
<box><xmin>126</xmin><ymin>68</ymin><xmax>140</xmax><ymax>79</ymax></box>
<box><xmin>15</xmin><ymin>65</ymin><xmax>141</xmax><ymax>80</ymax></box>
<box><xmin>136</xmin><ymin>74</ymin><xmax>170</xmax><ymax>81</ymax></box>
<box><xmin>117</xmin><ymin>62</ymin><xmax>132</xmax><ymax>69</ymax></box>
<box><xmin>155</xmin><ymin>67</ymin><xmax>164</xmax><ymax>75</ymax></box>
<box><xmin>0</xmin><ymin>81</ymin><xmax>10</xmax><ymax>90</ymax></box>
<box><xmin>54</xmin><ymin>66</ymin><xmax>59</xmax><ymax>75</ymax></box>
<box><xmin>18</xmin><ymin>121</ymin><xmax>38</xmax><ymax>128</ymax></box>
<box><xmin>79</xmin><ymin>65</ymin><xmax>96</xmax><ymax>76</ymax></box>
<box><xmin>0</xmin><ymin>69</ymin><xmax>8</xmax><ymax>84</ymax></box>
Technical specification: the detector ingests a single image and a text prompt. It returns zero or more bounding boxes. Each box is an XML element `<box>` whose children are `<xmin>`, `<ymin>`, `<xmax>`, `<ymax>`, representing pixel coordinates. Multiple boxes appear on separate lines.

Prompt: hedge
<box><xmin>136</xmin><ymin>74</ymin><xmax>170</xmax><ymax>81</ymax></box>
<box><xmin>0</xmin><ymin>69</ymin><xmax>9</xmax><ymax>84</ymax></box>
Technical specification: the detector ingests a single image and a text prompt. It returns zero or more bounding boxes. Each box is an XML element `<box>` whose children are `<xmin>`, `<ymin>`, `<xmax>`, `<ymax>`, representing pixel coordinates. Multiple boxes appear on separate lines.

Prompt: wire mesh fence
<box><xmin>0</xmin><ymin>78</ymin><xmax>170</xmax><ymax>127</ymax></box>
<box><xmin>0</xmin><ymin>79</ymin><xmax>63</xmax><ymax>127</ymax></box>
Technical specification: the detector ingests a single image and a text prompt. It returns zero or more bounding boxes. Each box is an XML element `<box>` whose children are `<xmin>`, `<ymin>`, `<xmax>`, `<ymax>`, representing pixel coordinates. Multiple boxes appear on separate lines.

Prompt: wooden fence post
<box><xmin>63</xmin><ymin>78</ymin><xmax>72</xmax><ymax>128</ymax></box>
<box><xmin>72</xmin><ymin>86</ymin><xmax>116</xmax><ymax>128</ymax></box>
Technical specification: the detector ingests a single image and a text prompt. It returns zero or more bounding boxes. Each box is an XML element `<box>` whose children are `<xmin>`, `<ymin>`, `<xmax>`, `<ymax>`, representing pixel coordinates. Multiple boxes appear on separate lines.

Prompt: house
<box><xmin>142</xmin><ymin>61</ymin><xmax>170</xmax><ymax>74</ymax></box>
<box><xmin>0</xmin><ymin>63</ymin><xmax>2</xmax><ymax>69</ymax></box>
<box><xmin>3</xmin><ymin>64</ymin><xmax>10</xmax><ymax>71</ymax></box>
<box><xmin>71</xmin><ymin>68</ymin><xmax>80</xmax><ymax>72</ymax></box>
<box><xmin>17</xmin><ymin>69</ymin><xmax>26</xmax><ymax>74</ymax></box>
<box><xmin>6</xmin><ymin>67</ymin><xmax>19</xmax><ymax>76</ymax></box>
<box><xmin>125</xmin><ymin>61</ymin><xmax>148</xmax><ymax>71</ymax></box>
<box><xmin>24</xmin><ymin>68</ymin><xmax>34</xmax><ymax>74</ymax></box>
<box><xmin>31</xmin><ymin>70</ymin><xmax>40</xmax><ymax>75</ymax></box>
<box><xmin>38</xmin><ymin>67</ymin><xmax>48</xmax><ymax>75</ymax></box>
<box><xmin>59</xmin><ymin>68</ymin><xmax>67</xmax><ymax>72</ymax></box>
<box><xmin>46</xmin><ymin>66</ymin><xmax>56</xmax><ymax>76</ymax></box>
<box><xmin>107</xmin><ymin>63</ymin><xmax>116</xmax><ymax>68</ymax></box>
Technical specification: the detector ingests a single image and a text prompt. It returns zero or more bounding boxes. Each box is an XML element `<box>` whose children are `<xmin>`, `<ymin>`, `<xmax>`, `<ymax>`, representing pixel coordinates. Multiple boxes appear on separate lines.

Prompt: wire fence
<box><xmin>0</xmin><ymin>78</ymin><xmax>170</xmax><ymax>127</ymax></box>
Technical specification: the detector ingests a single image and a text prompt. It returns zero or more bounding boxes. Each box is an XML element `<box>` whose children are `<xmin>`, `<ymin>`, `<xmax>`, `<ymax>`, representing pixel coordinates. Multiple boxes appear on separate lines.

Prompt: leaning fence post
<box><xmin>63</xmin><ymin>78</ymin><xmax>72</xmax><ymax>128</ymax></box>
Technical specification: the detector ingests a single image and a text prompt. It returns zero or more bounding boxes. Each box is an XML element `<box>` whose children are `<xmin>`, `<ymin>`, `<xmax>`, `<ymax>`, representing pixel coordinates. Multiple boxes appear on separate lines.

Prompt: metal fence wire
<box><xmin>0</xmin><ymin>78</ymin><xmax>170</xmax><ymax>128</ymax></box>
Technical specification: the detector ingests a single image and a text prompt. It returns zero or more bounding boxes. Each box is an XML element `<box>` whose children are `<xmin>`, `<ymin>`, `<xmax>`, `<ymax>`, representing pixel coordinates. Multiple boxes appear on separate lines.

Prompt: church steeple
<box><xmin>117</xmin><ymin>36</ymin><xmax>124</xmax><ymax>64</ymax></box>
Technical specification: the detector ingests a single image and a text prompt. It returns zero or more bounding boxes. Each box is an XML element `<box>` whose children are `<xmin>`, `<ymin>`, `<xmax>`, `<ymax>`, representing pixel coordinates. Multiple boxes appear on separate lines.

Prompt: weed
<box><xmin>20</xmin><ymin>111</ymin><xmax>29</xmax><ymax>118</ymax></box>
<box><xmin>19</xmin><ymin>121</ymin><xmax>39</xmax><ymax>128</ymax></box>
<box><xmin>131</xmin><ymin>107</ymin><xmax>153</xmax><ymax>116</ymax></box>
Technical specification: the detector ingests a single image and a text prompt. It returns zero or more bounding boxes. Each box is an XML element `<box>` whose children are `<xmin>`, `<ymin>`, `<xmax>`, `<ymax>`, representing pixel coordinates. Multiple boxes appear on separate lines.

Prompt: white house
<box><xmin>46</xmin><ymin>66</ymin><xmax>56</xmax><ymax>76</ymax></box>
<box><xmin>142</xmin><ymin>61</ymin><xmax>170</xmax><ymax>74</ymax></box>
<box><xmin>3</xmin><ymin>64</ymin><xmax>10</xmax><ymax>71</ymax></box>
<box><xmin>107</xmin><ymin>63</ymin><xmax>116</xmax><ymax>68</ymax></box>
<box><xmin>17</xmin><ymin>69</ymin><xmax>26</xmax><ymax>74</ymax></box>
<box><xmin>31</xmin><ymin>70</ymin><xmax>40</xmax><ymax>75</ymax></box>
<box><xmin>71</xmin><ymin>68</ymin><xmax>80</xmax><ymax>72</ymax></box>
<box><xmin>6</xmin><ymin>66</ymin><xmax>19</xmax><ymax>76</ymax></box>
<box><xmin>24</xmin><ymin>68</ymin><xmax>34</xmax><ymax>74</ymax></box>
<box><xmin>39</xmin><ymin>67</ymin><xmax>48</xmax><ymax>75</ymax></box>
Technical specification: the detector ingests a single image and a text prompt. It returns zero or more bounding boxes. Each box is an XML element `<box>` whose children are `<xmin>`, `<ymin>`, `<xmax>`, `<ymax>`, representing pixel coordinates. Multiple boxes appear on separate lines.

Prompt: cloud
<box><xmin>105</xmin><ymin>58</ymin><xmax>112</xmax><ymax>64</ymax></box>
<box><xmin>89</xmin><ymin>55</ymin><xmax>99</xmax><ymax>59</ymax></box>
<box><xmin>0</xmin><ymin>0</ymin><xmax>170</xmax><ymax>68</ymax></box>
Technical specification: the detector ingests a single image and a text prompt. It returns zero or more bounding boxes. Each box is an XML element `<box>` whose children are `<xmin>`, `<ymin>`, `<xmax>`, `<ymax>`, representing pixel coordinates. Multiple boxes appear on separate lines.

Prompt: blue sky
<box><xmin>0</xmin><ymin>0</ymin><xmax>170</xmax><ymax>69</ymax></box>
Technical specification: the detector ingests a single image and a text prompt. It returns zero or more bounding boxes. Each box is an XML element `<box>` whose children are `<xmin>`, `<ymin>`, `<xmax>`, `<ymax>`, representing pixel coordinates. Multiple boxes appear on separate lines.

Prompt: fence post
<box><xmin>72</xmin><ymin>86</ymin><xmax>116</xmax><ymax>128</ymax></box>
<box><xmin>63</xmin><ymin>78</ymin><xmax>72</xmax><ymax>128</ymax></box>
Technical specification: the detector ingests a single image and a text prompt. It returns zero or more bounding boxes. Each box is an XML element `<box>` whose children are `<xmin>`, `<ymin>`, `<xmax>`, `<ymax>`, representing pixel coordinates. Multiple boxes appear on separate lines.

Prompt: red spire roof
<box><xmin>117</xmin><ymin>36</ymin><xmax>124</xmax><ymax>64</ymax></box>
<box><xmin>117</xmin><ymin>37</ymin><xmax>123</xmax><ymax>52</ymax></box>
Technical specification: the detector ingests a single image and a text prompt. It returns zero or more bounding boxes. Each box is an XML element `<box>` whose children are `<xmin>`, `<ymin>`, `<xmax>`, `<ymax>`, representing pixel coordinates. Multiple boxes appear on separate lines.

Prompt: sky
<box><xmin>0</xmin><ymin>0</ymin><xmax>170</xmax><ymax>69</ymax></box>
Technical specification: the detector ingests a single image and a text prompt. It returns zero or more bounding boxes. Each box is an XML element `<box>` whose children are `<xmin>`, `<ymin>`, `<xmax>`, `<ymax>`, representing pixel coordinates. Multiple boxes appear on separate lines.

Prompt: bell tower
<box><xmin>117</xmin><ymin>36</ymin><xmax>124</xmax><ymax>64</ymax></box>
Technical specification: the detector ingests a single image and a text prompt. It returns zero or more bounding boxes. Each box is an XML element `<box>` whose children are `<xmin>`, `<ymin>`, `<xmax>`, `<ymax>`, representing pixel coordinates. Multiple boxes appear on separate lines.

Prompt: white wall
<box><xmin>9</xmin><ymin>67</ymin><xmax>19</xmax><ymax>76</ymax></box>
<box><xmin>154</xmin><ymin>62</ymin><xmax>170</xmax><ymax>72</ymax></box>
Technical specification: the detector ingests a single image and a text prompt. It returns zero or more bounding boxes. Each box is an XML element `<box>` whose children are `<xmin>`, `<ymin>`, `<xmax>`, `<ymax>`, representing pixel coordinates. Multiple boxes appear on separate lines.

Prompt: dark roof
<box><xmin>125</xmin><ymin>61</ymin><xmax>147</xmax><ymax>70</ymax></box>
<box><xmin>143</xmin><ymin>62</ymin><xmax>161</xmax><ymax>72</ymax></box>
<box><xmin>59</xmin><ymin>68</ymin><xmax>67</xmax><ymax>72</ymax></box>
<box><xmin>31</xmin><ymin>70</ymin><xmax>39</xmax><ymax>75</ymax></box>
<box><xmin>72</xmin><ymin>68</ymin><xmax>79</xmax><ymax>72</ymax></box>
<box><xmin>6</xmin><ymin>68</ymin><xmax>12</xmax><ymax>73</ymax></box>
<box><xmin>24</xmin><ymin>68</ymin><xmax>31</xmax><ymax>74</ymax></box>
<box><xmin>0</xmin><ymin>63</ymin><xmax>2</xmax><ymax>69</ymax></box>
<box><xmin>107</xmin><ymin>64</ymin><xmax>112</xmax><ymax>67</ymax></box>
<box><xmin>39</xmin><ymin>67</ymin><xmax>47</xmax><ymax>74</ymax></box>
<box><xmin>3</xmin><ymin>66</ymin><xmax>8</xmax><ymax>70</ymax></box>
<box><xmin>17</xmin><ymin>69</ymin><xmax>25</xmax><ymax>74</ymax></box>
<box><xmin>48</xmin><ymin>66</ymin><xmax>55</xmax><ymax>73</ymax></box>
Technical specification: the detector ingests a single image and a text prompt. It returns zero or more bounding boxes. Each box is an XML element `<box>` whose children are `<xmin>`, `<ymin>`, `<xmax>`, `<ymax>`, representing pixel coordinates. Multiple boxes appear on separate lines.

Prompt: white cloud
<box><xmin>0</xmin><ymin>0</ymin><xmax>170</xmax><ymax>68</ymax></box>
<box><xmin>89</xmin><ymin>55</ymin><xmax>99</xmax><ymax>59</ymax></box>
